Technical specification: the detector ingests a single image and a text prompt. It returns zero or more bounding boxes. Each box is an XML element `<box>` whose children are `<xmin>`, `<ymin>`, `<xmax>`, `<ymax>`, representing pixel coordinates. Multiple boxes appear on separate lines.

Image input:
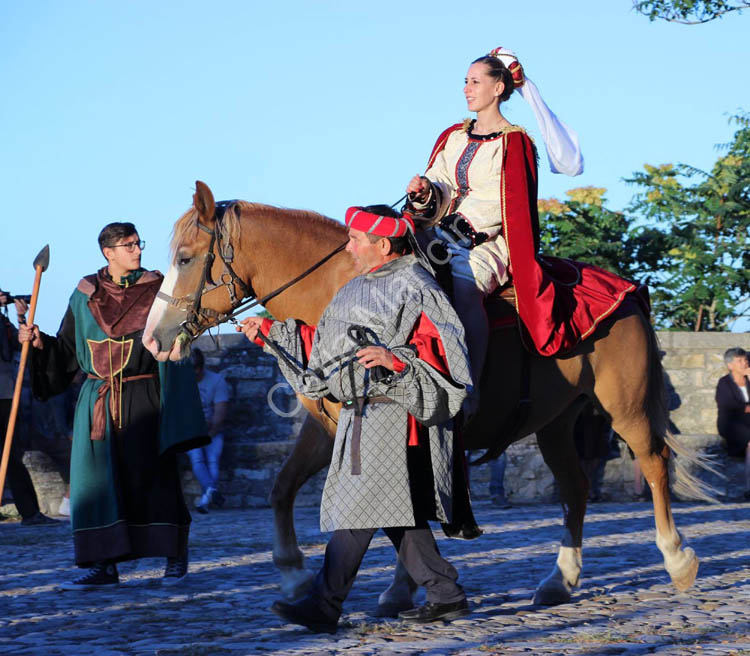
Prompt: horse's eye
<box><xmin>178</xmin><ymin>257</ymin><xmax>192</xmax><ymax>266</ymax></box>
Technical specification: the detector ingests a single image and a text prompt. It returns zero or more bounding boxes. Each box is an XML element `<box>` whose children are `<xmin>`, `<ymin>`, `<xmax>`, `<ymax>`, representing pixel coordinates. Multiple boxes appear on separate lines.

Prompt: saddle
<box><xmin>485</xmin><ymin>283</ymin><xmax>519</xmax><ymax>331</ymax></box>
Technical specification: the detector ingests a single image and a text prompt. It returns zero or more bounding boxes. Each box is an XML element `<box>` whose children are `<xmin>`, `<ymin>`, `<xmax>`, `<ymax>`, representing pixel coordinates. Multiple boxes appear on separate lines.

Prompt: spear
<box><xmin>0</xmin><ymin>245</ymin><xmax>50</xmax><ymax>506</ymax></box>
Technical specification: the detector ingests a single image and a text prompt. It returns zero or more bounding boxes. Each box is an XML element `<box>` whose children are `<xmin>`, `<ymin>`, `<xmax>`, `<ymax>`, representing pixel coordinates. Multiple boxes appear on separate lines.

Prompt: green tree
<box><xmin>626</xmin><ymin>113</ymin><xmax>750</xmax><ymax>330</ymax></box>
<box><xmin>633</xmin><ymin>0</ymin><xmax>749</xmax><ymax>23</ymax></box>
<box><xmin>537</xmin><ymin>186</ymin><xmax>668</xmax><ymax>286</ymax></box>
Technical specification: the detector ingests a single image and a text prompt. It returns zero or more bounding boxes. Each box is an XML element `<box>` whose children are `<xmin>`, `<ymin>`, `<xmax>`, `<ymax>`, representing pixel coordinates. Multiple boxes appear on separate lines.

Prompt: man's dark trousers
<box><xmin>312</xmin><ymin>520</ymin><xmax>465</xmax><ymax>620</ymax></box>
<box><xmin>0</xmin><ymin>399</ymin><xmax>41</xmax><ymax>519</ymax></box>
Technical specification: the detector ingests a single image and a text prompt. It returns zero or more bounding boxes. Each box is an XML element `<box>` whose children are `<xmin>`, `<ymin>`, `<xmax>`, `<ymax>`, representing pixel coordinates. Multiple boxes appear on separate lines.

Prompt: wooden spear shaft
<box><xmin>0</xmin><ymin>245</ymin><xmax>49</xmax><ymax>506</ymax></box>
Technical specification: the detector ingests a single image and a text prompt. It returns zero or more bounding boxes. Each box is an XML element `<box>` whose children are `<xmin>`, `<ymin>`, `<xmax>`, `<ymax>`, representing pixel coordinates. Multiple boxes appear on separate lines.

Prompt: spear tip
<box><xmin>33</xmin><ymin>245</ymin><xmax>50</xmax><ymax>272</ymax></box>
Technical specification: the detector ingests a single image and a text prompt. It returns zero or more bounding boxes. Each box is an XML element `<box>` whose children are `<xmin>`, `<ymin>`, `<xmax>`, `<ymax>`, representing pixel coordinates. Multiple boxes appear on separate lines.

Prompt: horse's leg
<box><xmin>619</xmin><ymin>425</ymin><xmax>699</xmax><ymax>592</ymax></box>
<box><xmin>270</xmin><ymin>413</ymin><xmax>333</xmax><ymax>600</ymax></box>
<box><xmin>374</xmin><ymin>556</ymin><xmax>418</xmax><ymax>617</ymax></box>
<box><xmin>533</xmin><ymin>402</ymin><xmax>588</xmax><ymax>605</ymax></box>
<box><xmin>596</xmin><ymin>317</ymin><xmax>699</xmax><ymax>593</ymax></box>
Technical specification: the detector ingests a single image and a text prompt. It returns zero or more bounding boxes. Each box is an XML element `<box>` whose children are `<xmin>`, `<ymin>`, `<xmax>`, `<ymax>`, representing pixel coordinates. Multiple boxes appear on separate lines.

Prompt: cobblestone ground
<box><xmin>1</xmin><ymin>499</ymin><xmax>749</xmax><ymax>655</ymax></box>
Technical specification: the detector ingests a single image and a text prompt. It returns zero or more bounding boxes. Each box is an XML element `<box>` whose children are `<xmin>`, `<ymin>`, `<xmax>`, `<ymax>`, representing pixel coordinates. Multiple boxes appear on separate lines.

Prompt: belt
<box><xmin>87</xmin><ymin>373</ymin><xmax>156</xmax><ymax>441</ymax></box>
<box><xmin>342</xmin><ymin>396</ymin><xmax>394</xmax><ymax>475</ymax></box>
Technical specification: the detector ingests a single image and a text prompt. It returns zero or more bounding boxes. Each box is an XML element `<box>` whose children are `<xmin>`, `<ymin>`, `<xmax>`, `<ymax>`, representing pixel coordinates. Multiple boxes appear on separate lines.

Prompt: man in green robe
<box><xmin>20</xmin><ymin>222</ymin><xmax>207</xmax><ymax>589</ymax></box>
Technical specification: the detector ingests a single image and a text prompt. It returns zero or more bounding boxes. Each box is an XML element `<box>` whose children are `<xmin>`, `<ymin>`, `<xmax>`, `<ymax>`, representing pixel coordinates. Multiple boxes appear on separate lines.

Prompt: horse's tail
<box><xmin>664</xmin><ymin>432</ymin><xmax>721</xmax><ymax>503</ymax></box>
<box><xmin>645</xmin><ymin>319</ymin><xmax>720</xmax><ymax>503</ymax></box>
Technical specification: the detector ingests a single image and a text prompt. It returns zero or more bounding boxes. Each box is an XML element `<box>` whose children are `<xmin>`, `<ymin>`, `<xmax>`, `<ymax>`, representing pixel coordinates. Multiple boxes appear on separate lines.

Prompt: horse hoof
<box><xmin>279</xmin><ymin>568</ymin><xmax>314</xmax><ymax>601</ymax></box>
<box><xmin>369</xmin><ymin>602</ymin><xmax>415</xmax><ymax>618</ymax></box>
<box><xmin>534</xmin><ymin>579</ymin><xmax>572</xmax><ymax>606</ymax></box>
<box><xmin>670</xmin><ymin>549</ymin><xmax>699</xmax><ymax>592</ymax></box>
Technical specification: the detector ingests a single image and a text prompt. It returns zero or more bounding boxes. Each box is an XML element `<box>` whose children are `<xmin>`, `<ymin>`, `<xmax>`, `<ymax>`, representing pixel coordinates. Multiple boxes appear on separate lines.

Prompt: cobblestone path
<box><xmin>1</xmin><ymin>500</ymin><xmax>749</xmax><ymax>655</ymax></box>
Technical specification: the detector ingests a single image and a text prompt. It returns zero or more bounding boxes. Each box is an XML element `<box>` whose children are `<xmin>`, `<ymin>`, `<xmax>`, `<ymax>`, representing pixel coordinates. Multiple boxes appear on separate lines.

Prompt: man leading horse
<box><xmin>238</xmin><ymin>205</ymin><xmax>476</xmax><ymax>633</ymax></box>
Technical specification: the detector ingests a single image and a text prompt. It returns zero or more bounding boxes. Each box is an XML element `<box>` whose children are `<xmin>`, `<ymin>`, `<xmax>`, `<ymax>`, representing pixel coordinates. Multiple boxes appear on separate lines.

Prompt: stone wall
<box><xmin>5</xmin><ymin>330</ymin><xmax>749</xmax><ymax>518</ymax></box>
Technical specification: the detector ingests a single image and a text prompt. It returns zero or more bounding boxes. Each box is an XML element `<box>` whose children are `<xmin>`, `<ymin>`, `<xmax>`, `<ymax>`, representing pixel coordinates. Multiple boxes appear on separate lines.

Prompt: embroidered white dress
<box><xmin>415</xmin><ymin>123</ymin><xmax>533</xmax><ymax>294</ymax></box>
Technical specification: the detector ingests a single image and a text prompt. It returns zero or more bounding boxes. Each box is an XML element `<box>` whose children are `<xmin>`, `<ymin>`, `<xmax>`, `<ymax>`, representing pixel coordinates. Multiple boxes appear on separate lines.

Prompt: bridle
<box><xmin>156</xmin><ymin>200</ymin><xmax>346</xmax><ymax>342</ymax></box>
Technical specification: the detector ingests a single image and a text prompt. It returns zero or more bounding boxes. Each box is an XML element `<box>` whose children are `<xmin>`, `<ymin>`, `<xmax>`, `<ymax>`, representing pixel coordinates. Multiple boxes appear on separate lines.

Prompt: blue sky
<box><xmin>1</xmin><ymin>1</ymin><xmax>748</xmax><ymax>332</ymax></box>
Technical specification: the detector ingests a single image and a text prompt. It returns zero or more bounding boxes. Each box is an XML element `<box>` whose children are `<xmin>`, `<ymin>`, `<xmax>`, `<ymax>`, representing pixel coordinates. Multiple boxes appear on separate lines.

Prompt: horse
<box><xmin>143</xmin><ymin>181</ymin><xmax>711</xmax><ymax>612</ymax></box>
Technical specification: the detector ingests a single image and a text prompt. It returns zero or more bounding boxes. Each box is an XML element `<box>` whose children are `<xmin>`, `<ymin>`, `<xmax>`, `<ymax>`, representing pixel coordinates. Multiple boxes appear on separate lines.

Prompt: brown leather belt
<box><xmin>342</xmin><ymin>396</ymin><xmax>394</xmax><ymax>475</ymax></box>
<box><xmin>87</xmin><ymin>373</ymin><xmax>156</xmax><ymax>441</ymax></box>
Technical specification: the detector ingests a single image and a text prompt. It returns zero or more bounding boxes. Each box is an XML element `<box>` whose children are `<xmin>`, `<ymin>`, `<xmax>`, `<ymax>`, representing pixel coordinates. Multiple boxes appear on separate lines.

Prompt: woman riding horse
<box><xmin>406</xmin><ymin>47</ymin><xmax>641</xmax><ymax>406</ymax></box>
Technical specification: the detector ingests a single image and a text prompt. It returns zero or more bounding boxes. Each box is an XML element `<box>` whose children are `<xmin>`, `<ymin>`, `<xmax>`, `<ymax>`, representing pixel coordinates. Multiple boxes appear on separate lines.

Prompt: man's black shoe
<box><xmin>270</xmin><ymin>599</ymin><xmax>338</xmax><ymax>634</ymax></box>
<box><xmin>398</xmin><ymin>598</ymin><xmax>470</xmax><ymax>623</ymax></box>
<box><xmin>20</xmin><ymin>512</ymin><xmax>61</xmax><ymax>527</ymax></box>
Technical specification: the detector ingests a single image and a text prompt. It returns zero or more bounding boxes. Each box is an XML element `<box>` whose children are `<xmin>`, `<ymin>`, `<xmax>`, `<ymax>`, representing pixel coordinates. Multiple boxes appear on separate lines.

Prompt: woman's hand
<box><xmin>406</xmin><ymin>175</ymin><xmax>431</xmax><ymax>203</ymax></box>
<box><xmin>237</xmin><ymin>316</ymin><xmax>264</xmax><ymax>343</ymax></box>
<box><xmin>18</xmin><ymin>323</ymin><xmax>43</xmax><ymax>350</ymax></box>
<box><xmin>356</xmin><ymin>346</ymin><xmax>394</xmax><ymax>371</ymax></box>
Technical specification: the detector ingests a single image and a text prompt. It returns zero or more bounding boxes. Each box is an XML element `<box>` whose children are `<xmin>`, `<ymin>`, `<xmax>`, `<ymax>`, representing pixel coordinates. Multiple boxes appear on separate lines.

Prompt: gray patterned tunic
<box><xmin>263</xmin><ymin>255</ymin><xmax>471</xmax><ymax>531</ymax></box>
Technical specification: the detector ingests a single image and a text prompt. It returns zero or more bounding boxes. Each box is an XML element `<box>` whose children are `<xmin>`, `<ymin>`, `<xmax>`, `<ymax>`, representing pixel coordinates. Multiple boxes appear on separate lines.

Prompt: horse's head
<box><xmin>143</xmin><ymin>180</ymin><xmax>248</xmax><ymax>361</ymax></box>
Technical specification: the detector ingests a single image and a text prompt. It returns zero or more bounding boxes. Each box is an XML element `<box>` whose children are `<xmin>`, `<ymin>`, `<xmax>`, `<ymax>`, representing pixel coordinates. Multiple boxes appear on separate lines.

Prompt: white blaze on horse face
<box><xmin>143</xmin><ymin>264</ymin><xmax>179</xmax><ymax>359</ymax></box>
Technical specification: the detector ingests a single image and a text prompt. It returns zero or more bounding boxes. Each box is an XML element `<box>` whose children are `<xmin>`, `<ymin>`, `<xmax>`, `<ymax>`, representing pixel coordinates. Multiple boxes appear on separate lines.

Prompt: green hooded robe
<box><xmin>32</xmin><ymin>268</ymin><xmax>207</xmax><ymax>566</ymax></box>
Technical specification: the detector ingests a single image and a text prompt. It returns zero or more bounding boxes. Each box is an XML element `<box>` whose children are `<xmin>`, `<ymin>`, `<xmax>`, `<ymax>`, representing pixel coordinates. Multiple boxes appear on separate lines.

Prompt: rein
<box><xmin>158</xmin><ymin>200</ymin><xmax>347</xmax><ymax>340</ymax></box>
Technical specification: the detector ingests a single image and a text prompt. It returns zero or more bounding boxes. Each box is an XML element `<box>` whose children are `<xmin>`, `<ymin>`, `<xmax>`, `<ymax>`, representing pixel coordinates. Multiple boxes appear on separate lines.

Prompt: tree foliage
<box><xmin>538</xmin><ymin>113</ymin><xmax>749</xmax><ymax>331</ymax></box>
<box><xmin>537</xmin><ymin>186</ymin><xmax>667</xmax><ymax>286</ymax></box>
<box><xmin>626</xmin><ymin>113</ymin><xmax>750</xmax><ymax>330</ymax></box>
<box><xmin>633</xmin><ymin>0</ymin><xmax>749</xmax><ymax>23</ymax></box>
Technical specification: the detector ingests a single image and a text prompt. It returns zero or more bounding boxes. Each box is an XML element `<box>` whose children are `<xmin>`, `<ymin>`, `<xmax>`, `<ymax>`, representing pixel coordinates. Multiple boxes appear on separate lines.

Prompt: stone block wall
<box><xmin>4</xmin><ymin>330</ymin><xmax>748</xmax><ymax>518</ymax></box>
<box><xmin>178</xmin><ymin>333</ymin><xmax>309</xmax><ymax>509</ymax></box>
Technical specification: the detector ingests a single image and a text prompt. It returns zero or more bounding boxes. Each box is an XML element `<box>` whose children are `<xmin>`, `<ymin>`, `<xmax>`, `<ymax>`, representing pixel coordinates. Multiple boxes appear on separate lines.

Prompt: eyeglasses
<box><xmin>109</xmin><ymin>240</ymin><xmax>145</xmax><ymax>252</ymax></box>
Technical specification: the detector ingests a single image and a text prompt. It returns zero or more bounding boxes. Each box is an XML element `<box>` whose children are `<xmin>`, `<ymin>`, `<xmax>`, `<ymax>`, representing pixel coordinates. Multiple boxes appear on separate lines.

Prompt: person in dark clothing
<box><xmin>715</xmin><ymin>347</ymin><xmax>750</xmax><ymax>500</ymax></box>
<box><xmin>0</xmin><ymin>292</ymin><xmax>59</xmax><ymax>526</ymax></box>
<box><xmin>18</xmin><ymin>382</ymin><xmax>74</xmax><ymax>515</ymax></box>
<box><xmin>573</xmin><ymin>401</ymin><xmax>612</xmax><ymax>502</ymax></box>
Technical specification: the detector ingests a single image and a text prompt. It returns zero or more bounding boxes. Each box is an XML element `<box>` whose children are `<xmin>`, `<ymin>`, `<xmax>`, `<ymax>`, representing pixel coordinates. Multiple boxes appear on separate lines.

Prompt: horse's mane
<box><xmin>170</xmin><ymin>207</ymin><xmax>203</xmax><ymax>259</ymax></box>
<box><xmin>170</xmin><ymin>202</ymin><xmax>345</xmax><ymax>260</ymax></box>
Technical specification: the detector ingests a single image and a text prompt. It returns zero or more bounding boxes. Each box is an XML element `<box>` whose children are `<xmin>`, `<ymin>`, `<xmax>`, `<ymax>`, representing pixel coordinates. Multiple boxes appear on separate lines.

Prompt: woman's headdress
<box><xmin>488</xmin><ymin>47</ymin><xmax>583</xmax><ymax>176</ymax></box>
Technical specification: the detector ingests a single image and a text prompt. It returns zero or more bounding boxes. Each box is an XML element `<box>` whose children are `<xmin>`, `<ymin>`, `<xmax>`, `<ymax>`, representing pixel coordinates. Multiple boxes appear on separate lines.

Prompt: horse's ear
<box><xmin>193</xmin><ymin>180</ymin><xmax>216</xmax><ymax>222</ymax></box>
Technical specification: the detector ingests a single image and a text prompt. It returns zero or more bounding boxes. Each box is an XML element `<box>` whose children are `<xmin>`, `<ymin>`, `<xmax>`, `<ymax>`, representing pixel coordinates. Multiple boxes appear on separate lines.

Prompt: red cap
<box><xmin>345</xmin><ymin>207</ymin><xmax>415</xmax><ymax>238</ymax></box>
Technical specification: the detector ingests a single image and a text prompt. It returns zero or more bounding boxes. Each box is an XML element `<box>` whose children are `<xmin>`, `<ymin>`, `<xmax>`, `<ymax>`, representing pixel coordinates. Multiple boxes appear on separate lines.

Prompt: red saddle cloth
<box><xmin>486</xmin><ymin>259</ymin><xmax>650</xmax><ymax>356</ymax></box>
